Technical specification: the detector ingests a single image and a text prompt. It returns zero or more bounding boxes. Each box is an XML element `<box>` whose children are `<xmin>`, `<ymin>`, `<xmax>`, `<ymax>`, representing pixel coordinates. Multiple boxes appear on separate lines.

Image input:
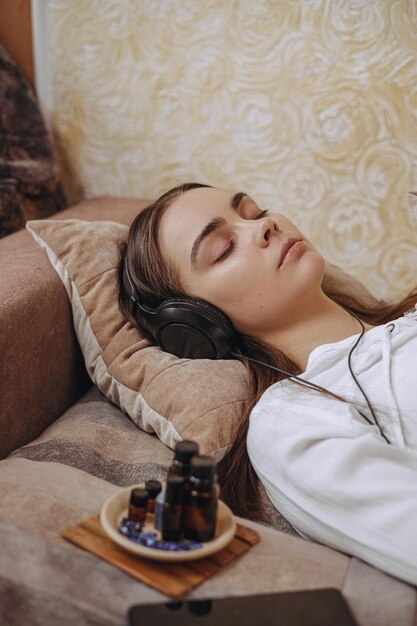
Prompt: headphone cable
<box><xmin>231</xmin><ymin>307</ymin><xmax>390</xmax><ymax>444</ymax></box>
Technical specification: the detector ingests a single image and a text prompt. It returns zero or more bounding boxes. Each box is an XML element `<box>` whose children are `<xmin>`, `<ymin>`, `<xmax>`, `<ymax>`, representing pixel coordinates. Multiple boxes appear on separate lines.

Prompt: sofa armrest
<box><xmin>0</xmin><ymin>196</ymin><xmax>148</xmax><ymax>458</ymax></box>
<box><xmin>0</xmin><ymin>227</ymin><xmax>91</xmax><ymax>458</ymax></box>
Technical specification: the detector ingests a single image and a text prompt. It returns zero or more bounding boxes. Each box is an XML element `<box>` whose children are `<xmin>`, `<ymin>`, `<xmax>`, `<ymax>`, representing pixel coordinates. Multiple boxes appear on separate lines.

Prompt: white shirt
<box><xmin>247</xmin><ymin>304</ymin><xmax>417</xmax><ymax>586</ymax></box>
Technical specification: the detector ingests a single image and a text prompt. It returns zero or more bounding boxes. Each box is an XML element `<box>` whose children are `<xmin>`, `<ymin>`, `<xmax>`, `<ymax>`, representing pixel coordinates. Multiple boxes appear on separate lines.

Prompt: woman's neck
<box><xmin>262</xmin><ymin>293</ymin><xmax>374</xmax><ymax>372</ymax></box>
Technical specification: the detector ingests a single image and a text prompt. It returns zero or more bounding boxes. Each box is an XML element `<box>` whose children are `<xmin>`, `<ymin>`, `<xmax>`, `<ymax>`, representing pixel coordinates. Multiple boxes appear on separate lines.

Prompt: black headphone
<box><xmin>123</xmin><ymin>263</ymin><xmax>238</xmax><ymax>359</ymax></box>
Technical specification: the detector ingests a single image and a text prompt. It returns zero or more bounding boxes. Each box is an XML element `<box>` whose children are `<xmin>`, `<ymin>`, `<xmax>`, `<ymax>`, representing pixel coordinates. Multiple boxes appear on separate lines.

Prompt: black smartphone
<box><xmin>127</xmin><ymin>587</ymin><xmax>357</xmax><ymax>626</ymax></box>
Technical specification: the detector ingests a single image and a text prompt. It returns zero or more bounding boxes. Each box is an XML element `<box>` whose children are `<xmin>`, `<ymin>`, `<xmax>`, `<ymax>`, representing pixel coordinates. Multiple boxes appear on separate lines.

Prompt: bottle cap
<box><xmin>129</xmin><ymin>487</ymin><xmax>149</xmax><ymax>508</ymax></box>
<box><xmin>174</xmin><ymin>440</ymin><xmax>199</xmax><ymax>464</ymax></box>
<box><xmin>190</xmin><ymin>455</ymin><xmax>216</xmax><ymax>481</ymax></box>
<box><xmin>165</xmin><ymin>475</ymin><xmax>185</xmax><ymax>504</ymax></box>
<box><xmin>145</xmin><ymin>479</ymin><xmax>162</xmax><ymax>499</ymax></box>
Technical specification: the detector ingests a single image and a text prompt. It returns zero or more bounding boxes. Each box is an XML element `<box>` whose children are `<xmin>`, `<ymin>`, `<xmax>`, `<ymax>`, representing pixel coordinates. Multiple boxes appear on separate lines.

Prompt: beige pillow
<box><xmin>26</xmin><ymin>218</ymin><xmax>248</xmax><ymax>456</ymax></box>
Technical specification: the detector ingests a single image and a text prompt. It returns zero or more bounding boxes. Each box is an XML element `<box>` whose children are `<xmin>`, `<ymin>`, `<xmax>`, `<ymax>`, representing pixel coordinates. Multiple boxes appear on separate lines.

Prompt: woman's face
<box><xmin>158</xmin><ymin>187</ymin><xmax>325</xmax><ymax>337</ymax></box>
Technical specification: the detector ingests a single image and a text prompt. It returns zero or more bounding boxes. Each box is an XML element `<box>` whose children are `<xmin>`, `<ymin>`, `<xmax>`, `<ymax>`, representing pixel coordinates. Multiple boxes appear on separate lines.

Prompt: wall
<box><xmin>41</xmin><ymin>0</ymin><xmax>417</xmax><ymax>300</ymax></box>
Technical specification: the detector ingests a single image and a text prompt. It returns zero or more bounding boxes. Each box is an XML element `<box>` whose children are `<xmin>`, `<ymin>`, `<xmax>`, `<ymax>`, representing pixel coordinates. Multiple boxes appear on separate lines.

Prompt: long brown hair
<box><xmin>118</xmin><ymin>182</ymin><xmax>417</xmax><ymax>519</ymax></box>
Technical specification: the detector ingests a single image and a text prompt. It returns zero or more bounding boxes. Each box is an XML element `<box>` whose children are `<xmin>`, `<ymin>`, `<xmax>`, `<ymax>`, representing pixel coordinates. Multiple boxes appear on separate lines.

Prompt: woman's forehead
<box><xmin>160</xmin><ymin>187</ymin><xmax>231</xmax><ymax>238</ymax></box>
<box><xmin>168</xmin><ymin>186</ymin><xmax>231</xmax><ymax>214</ymax></box>
<box><xmin>158</xmin><ymin>187</ymin><xmax>232</xmax><ymax>273</ymax></box>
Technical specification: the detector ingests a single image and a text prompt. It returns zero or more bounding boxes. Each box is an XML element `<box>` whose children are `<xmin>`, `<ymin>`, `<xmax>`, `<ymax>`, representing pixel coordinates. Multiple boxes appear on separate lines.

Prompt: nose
<box><xmin>256</xmin><ymin>216</ymin><xmax>278</xmax><ymax>248</ymax></box>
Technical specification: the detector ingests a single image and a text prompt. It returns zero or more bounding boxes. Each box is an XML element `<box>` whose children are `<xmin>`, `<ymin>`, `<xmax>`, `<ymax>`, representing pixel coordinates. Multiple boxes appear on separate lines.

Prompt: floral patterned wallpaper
<box><xmin>46</xmin><ymin>0</ymin><xmax>417</xmax><ymax>300</ymax></box>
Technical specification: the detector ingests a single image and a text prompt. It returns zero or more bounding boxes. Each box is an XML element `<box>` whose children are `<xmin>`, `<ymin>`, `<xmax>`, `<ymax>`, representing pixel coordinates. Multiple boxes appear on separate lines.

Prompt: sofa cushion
<box><xmin>5</xmin><ymin>385</ymin><xmax>298</xmax><ymax>536</ymax></box>
<box><xmin>26</xmin><ymin>217</ymin><xmax>248</xmax><ymax>459</ymax></box>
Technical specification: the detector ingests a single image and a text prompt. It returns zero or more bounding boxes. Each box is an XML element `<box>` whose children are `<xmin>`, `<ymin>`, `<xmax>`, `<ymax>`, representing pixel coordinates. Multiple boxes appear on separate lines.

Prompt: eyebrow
<box><xmin>190</xmin><ymin>192</ymin><xmax>247</xmax><ymax>267</ymax></box>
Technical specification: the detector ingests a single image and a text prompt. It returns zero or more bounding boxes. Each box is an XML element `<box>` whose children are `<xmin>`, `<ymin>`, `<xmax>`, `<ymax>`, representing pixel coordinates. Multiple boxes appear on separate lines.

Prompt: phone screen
<box><xmin>127</xmin><ymin>588</ymin><xmax>357</xmax><ymax>626</ymax></box>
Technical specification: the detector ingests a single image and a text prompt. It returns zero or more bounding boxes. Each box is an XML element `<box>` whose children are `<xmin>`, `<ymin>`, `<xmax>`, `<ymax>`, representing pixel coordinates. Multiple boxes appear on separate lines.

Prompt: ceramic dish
<box><xmin>100</xmin><ymin>483</ymin><xmax>236</xmax><ymax>562</ymax></box>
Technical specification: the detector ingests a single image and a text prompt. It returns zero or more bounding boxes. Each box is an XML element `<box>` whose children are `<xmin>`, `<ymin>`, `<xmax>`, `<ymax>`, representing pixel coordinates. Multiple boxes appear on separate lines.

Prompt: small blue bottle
<box><xmin>154</xmin><ymin>487</ymin><xmax>165</xmax><ymax>531</ymax></box>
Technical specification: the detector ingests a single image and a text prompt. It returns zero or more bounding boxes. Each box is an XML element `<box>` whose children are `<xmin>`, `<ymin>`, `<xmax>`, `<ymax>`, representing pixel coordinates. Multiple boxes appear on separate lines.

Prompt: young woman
<box><xmin>118</xmin><ymin>182</ymin><xmax>417</xmax><ymax>586</ymax></box>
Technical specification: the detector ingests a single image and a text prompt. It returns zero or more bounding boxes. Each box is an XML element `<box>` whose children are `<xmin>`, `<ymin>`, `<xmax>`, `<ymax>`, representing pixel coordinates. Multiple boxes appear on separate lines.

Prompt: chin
<box><xmin>296</xmin><ymin>250</ymin><xmax>325</xmax><ymax>291</ymax></box>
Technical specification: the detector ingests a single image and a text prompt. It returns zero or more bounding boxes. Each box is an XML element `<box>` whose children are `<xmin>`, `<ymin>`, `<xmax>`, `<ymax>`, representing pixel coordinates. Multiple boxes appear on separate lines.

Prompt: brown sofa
<box><xmin>1</xmin><ymin>198</ymin><xmax>416</xmax><ymax>626</ymax></box>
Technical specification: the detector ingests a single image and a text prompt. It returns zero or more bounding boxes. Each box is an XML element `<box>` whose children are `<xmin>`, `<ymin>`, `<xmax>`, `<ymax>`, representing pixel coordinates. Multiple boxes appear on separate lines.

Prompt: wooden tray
<box><xmin>62</xmin><ymin>515</ymin><xmax>260</xmax><ymax>598</ymax></box>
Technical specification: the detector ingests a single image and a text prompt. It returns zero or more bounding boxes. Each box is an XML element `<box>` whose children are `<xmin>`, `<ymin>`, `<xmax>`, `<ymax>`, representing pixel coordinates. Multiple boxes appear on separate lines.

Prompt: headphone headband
<box><xmin>123</xmin><ymin>261</ymin><xmax>158</xmax><ymax>335</ymax></box>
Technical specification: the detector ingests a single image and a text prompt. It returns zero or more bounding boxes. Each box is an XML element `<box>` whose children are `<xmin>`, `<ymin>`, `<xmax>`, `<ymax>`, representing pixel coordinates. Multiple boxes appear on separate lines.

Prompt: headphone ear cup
<box><xmin>155</xmin><ymin>297</ymin><xmax>237</xmax><ymax>359</ymax></box>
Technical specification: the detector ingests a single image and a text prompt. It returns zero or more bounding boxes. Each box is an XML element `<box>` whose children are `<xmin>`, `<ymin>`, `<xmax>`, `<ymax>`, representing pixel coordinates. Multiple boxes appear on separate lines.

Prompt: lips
<box><xmin>278</xmin><ymin>238</ymin><xmax>302</xmax><ymax>268</ymax></box>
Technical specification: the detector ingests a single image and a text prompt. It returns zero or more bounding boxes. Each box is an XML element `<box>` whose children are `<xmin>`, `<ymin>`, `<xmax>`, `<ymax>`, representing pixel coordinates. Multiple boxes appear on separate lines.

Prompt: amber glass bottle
<box><xmin>128</xmin><ymin>488</ymin><xmax>149</xmax><ymax>524</ymax></box>
<box><xmin>162</xmin><ymin>475</ymin><xmax>185</xmax><ymax>541</ymax></box>
<box><xmin>168</xmin><ymin>440</ymin><xmax>199</xmax><ymax>478</ymax></box>
<box><xmin>181</xmin><ymin>455</ymin><xmax>218</xmax><ymax>542</ymax></box>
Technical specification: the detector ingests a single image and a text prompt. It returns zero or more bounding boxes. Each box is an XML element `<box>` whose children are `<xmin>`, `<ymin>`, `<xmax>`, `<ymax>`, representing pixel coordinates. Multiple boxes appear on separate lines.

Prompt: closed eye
<box><xmin>255</xmin><ymin>209</ymin><xmax>269</xmax><ymax>220</ymax></box>
<box><xmin>215</xmin><ymin>239</ymin><xmax>235</xmax><ymax>263</ymax></box>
